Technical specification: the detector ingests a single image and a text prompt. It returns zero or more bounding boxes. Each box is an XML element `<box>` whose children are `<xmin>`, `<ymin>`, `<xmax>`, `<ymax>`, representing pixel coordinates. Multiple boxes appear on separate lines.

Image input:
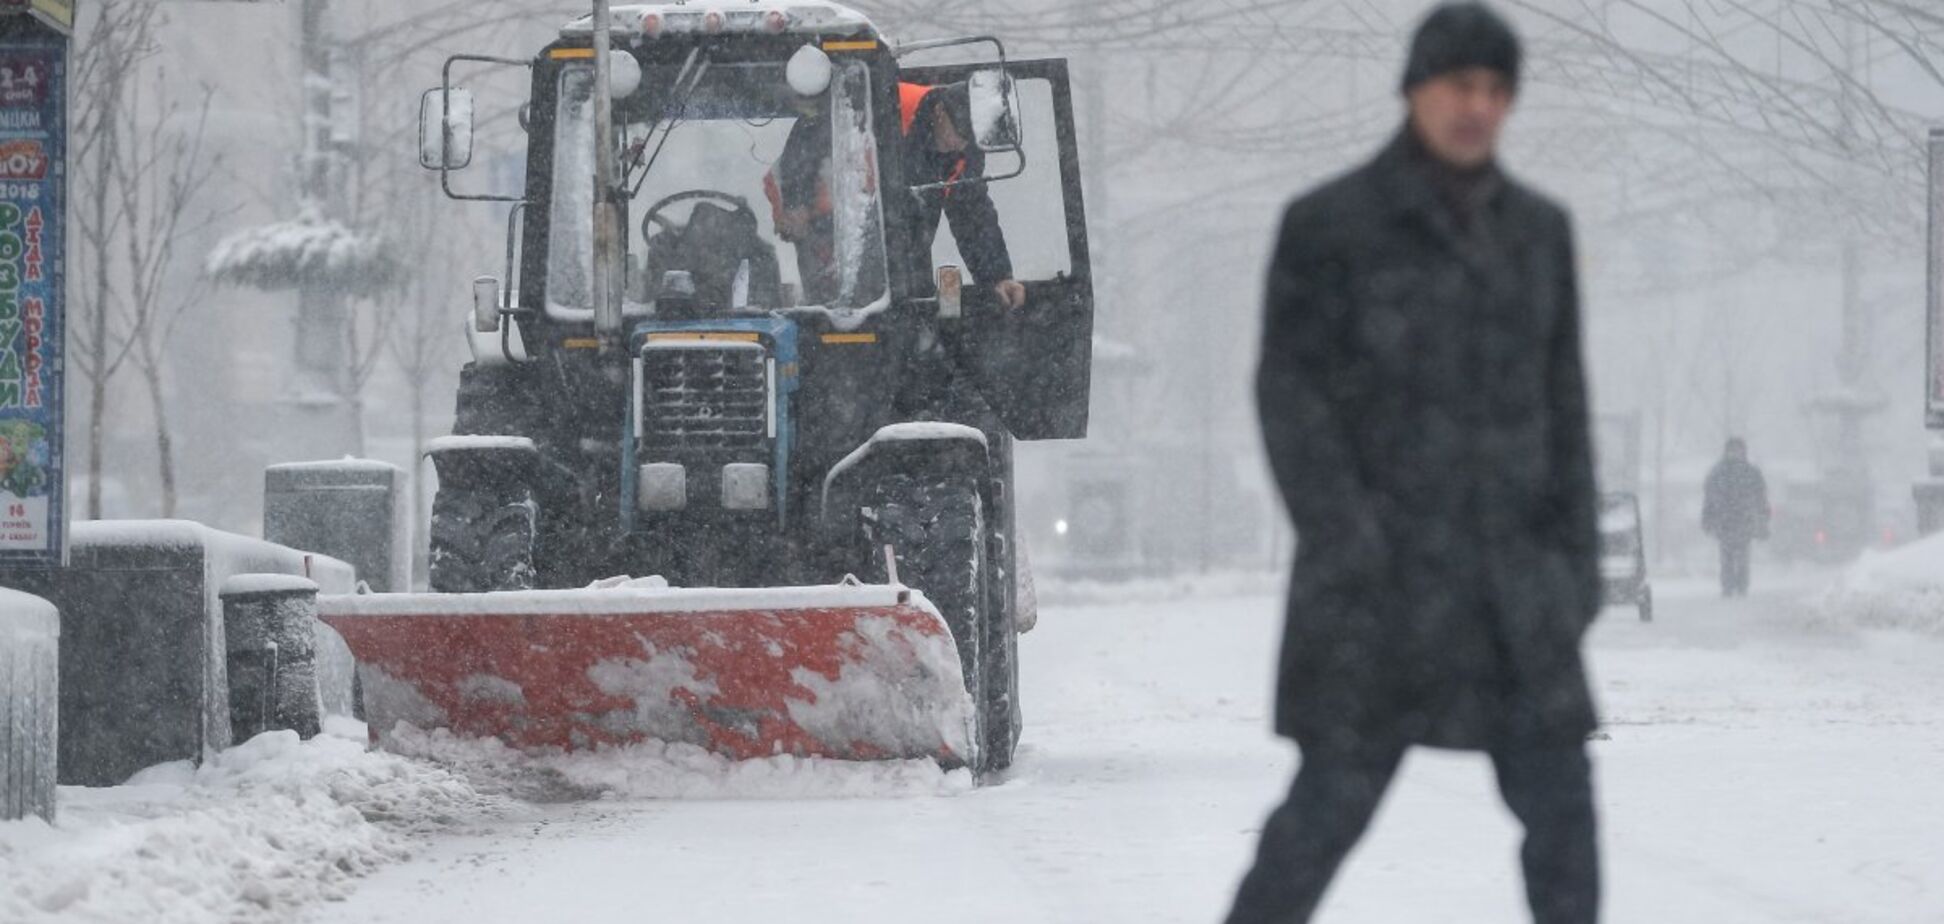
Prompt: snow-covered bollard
<box><xmin>221</xmin><ymin>575</ymin><xmax>323</xmax><ymax>742</ymax></box>
<box><xmin>0</xmin><ymin>587</ymin><xmax>58</xmax><ymax>821</ymax></box>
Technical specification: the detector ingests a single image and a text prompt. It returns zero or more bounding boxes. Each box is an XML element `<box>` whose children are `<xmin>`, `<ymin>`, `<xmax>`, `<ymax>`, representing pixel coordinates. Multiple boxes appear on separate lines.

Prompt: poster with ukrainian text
<box><xmin>0</xmin><ymin>34</ymin><xmax>62</xmax><ymax>566</ymax></box>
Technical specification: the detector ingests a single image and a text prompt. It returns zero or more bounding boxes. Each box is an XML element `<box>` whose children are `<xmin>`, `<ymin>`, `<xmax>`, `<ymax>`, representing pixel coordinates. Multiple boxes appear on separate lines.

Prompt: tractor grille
<box><xmin>637</xmin><ymin>343</ymin><xmax>770</xmax><ymax>454</ymax></box>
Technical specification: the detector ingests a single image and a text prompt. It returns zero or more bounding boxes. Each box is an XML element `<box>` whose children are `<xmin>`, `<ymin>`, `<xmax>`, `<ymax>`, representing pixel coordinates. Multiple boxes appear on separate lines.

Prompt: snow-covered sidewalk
<box><xmin>0</xmin><ymin>720</ymin><xmax>502</xmax><ymax>924</ymax></box>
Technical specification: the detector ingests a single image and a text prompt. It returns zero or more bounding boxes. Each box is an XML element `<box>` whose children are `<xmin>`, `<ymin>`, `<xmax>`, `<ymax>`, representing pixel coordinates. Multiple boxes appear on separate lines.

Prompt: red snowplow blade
<box><xmin>316</xmin><ymin>584</ymin><xmax>974</xmax><ymax>765</ymax></box>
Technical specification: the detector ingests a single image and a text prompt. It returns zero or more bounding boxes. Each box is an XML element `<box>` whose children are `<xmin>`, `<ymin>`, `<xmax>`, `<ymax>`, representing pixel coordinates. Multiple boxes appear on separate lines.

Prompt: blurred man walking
<box><xmin>1227</xmin><ymin>4</ymin><xmax>1602</xmax><ymax>922</ymax></box>
<box><xmin>1702</xmin><ymin>437</ymin><xmax>1770</xmax><ymax>597</ymax></box>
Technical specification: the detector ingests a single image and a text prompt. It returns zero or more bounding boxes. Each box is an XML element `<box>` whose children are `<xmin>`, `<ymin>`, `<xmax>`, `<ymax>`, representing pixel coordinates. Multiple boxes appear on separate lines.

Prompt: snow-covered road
<box><xmin>306</xmin><ymin>575</ymin><xmax>1944</xmax><ymax>924</ymax></box>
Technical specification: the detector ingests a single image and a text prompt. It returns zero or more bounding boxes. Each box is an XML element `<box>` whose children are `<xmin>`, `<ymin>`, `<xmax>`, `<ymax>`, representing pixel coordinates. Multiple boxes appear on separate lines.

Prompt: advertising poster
<box><xmin>0</xmin><ymin>3</ymin><xmax>72</xmax><ymax>36</ymax></box>
<box><xmin>0</xmin><ymin>30</ymin><xmax>62</xmax><ymax>566</ymax></box>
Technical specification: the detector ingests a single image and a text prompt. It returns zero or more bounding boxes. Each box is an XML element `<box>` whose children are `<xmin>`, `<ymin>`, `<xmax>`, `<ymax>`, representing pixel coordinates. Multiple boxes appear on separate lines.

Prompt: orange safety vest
<box><xmin>898</xmin><ymin>81</ymin><xmax>934</xmax><ymax>134</ymax></box>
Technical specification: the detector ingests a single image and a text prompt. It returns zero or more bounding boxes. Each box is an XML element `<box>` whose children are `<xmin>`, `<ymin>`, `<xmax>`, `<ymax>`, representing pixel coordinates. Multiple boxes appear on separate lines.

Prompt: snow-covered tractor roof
<box><xmin>560</xmin><ymin>3</ymin><xmax>880</xmax><ymax>40</ymax></box>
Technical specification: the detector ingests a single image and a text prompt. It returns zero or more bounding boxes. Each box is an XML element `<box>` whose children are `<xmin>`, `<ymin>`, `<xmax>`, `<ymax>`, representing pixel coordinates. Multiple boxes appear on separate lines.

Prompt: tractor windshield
<box><xmin>545</xmin><ymin>56</ymin><xmax>889</xmax><ymax>321</ymax></box>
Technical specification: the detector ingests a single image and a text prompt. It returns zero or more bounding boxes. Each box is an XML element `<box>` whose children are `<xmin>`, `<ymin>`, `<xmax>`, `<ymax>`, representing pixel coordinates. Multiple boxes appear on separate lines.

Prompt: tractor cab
<box><xmin>420</xmin><ymin>2</ymin><xmax>1094</xmax><ymax>439</ymax></box>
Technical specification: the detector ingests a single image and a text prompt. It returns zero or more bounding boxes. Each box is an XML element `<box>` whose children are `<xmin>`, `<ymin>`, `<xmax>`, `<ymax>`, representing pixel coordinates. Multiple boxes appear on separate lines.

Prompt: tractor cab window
<box><xmin>545</xmin><ymin>56</ymin><xmax>888</xmax><ymax>322</ymax></box>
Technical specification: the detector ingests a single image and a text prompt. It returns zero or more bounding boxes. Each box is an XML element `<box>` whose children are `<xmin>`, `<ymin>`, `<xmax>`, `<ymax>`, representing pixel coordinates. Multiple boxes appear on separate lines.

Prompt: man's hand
<box><xmin>775</xmin><ymin>208</ymin><xmax>811</xmax><ymax>242</ymax></box>
<box><xmin>995</xmin><ymin>279</ymin><xmax>1027</xmax><ymax>310</ymax></box>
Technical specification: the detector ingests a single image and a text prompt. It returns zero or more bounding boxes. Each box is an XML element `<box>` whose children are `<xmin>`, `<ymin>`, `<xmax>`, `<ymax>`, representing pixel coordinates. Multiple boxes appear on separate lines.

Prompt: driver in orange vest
<box><xmin>765</xmin><ymin>81</ymin><xmax>1026</xmax><ymax>310</ymax></box>
<box><xmin>897</xmin><ymin>80</ymin><xmax>1025</xmax><ymax>310</ymax></box>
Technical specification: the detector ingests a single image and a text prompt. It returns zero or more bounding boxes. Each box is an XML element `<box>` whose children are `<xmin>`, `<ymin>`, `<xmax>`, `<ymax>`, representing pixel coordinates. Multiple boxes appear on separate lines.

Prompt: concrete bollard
<box><xmin>265</xmin><ymin>460</ymin><xmax>413</xmax><ymax>593</ymax></box>
<box><xmin>220</xmin><ymin>575</ymin><xmax>322</xmax><ymax>742</ymax></box>
<box><xmin>1</xmin><ymin>587</ymin><xmax>58</xmax><ymax>821</ymax></box>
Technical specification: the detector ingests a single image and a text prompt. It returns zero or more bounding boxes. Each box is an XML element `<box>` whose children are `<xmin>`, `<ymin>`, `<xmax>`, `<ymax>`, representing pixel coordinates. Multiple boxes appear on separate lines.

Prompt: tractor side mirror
<box><xmin>966</xmin><ymin>68</ymin><xmax>1021</xmax><ymax>152</ymax></box>
<box><xmin>419</xmin><ymin>87</ymin><xmax>476</xmax><ymax>171</ymax></box>
<box><xmin>472</xmin><ymin>275</ymin><xmax>502</xmax><ymax>333</ymax></box>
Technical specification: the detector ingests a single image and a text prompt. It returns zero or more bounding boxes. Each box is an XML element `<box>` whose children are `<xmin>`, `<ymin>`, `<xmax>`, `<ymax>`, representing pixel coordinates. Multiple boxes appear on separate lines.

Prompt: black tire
<box><xmin>863</xmin><ymin>474</ymin><xmax>1016</xmax><ymax>773</ymax></box>
<box><xmin>429</xmin><ymin>483</ymin><xmax>537</xmax><ymax>593</ymax></box>
<box><xmin>984</xmin><ymin>583</ymin><xmax>1021</xmax><ymax>769</ymax></box>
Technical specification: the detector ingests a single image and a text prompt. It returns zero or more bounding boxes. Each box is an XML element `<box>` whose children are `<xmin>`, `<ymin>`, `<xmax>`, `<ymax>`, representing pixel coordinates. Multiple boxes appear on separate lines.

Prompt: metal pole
<box><xmin>294</xmin><ymin>0</ymin><xmax>361</xmax><ymax>453</ymax></box>
<box><xmin>590</xmin><ymin>0</ymin><xmax>621</xmax><ymax>352</ymax></box>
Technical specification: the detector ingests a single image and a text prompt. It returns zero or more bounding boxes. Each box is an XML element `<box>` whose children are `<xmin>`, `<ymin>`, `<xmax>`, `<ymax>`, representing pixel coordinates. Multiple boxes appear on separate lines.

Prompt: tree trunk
<box><xmin>83</xmin><ymin>77</ymin><xmax>117</xmax><ymax>521</ymax></box>
<box><xmin>141</xmin><ymin>361</ymin><xmax>176</xmax><ymax>519</ymax></box>
<box><xmin>410</xmin><ymin>374</ymin><xmax>425</xmax><ymax>502</ymax></box>
<box><xmin>86</xmin><ymin>376</ymin><xmax>105</xmax><ymax>519</ymax></box>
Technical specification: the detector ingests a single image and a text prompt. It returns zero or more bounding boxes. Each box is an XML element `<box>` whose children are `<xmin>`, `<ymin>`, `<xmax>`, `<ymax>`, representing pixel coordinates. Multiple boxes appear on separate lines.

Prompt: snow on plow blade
<box><xmin>316</xmin><ymin>584</ymin><xmax>976</xmax><ymax>765</ymax></box>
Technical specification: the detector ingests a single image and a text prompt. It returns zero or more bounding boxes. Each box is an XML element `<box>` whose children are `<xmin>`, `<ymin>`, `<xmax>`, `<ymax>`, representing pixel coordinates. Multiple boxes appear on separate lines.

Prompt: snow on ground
<box><xmin>7</xmin><ymin>562</ymin><xmax>1941</xmax><ymax>923</ymax></box>
<box><xmin>1810</xmin><ymin>529</ymin><xmax>1944</xmax><ymax>636</ymax></box>
<box><xmin>305</xmin><ymin>566</ymin><xmax>1944</xmax><ymax>924</ymax></box>
<box><xmin>0</xmin><ymin>720</ymin><xmax>503</xmax><ymax>924</ymax></box>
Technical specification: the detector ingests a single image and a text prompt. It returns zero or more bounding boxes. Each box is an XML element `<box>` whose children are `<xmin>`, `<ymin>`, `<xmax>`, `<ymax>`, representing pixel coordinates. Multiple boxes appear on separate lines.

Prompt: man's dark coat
<box><xmin>1701</xmin><ymin>457</ymin><xmax>1769</xmax><ymax>545</ymax></box>
<box><xmin>1259</xmin><ymin>132</ymin><xmax>1601</xmax><ymax>752</ymax></box>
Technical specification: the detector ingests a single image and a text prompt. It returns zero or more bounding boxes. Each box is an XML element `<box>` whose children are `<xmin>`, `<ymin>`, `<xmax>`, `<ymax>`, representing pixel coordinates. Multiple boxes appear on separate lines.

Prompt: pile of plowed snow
<box><xmin>388</xmin><ymin>725</ymin><xmax>974</xmax><ymax>801</ymax></box>
<box><xmin>1</xmin><ymin>718</ymin><xmax>971</xmax><ymax>922</ymax></box>
<box><xmin>0</xmin><ymin>720</ymin><xmax>503</xmax><ymax>924</ymax></box>
<box><xmin>1813</xmin><ymin>532</ymin><xmax>1944</xmax><ymax>636</ymax></box>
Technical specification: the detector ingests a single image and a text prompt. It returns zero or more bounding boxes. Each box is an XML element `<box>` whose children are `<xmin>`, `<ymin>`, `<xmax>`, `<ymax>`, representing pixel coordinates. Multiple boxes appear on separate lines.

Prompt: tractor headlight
<box><xmin>638</xmin><ymin>463</ymin><xmax>687</xmax><ymax>512</ymax></box>
<box><xmin>722</xmin><ymin>463</ymin><xmax>770</xmax><ymax>511</ymax></box>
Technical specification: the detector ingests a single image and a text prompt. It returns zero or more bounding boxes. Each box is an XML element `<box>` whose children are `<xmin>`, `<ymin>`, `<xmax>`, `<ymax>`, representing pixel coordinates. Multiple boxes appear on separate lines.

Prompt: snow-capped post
<box><xmin>204</xmin><ymin>0</ymin><xmax>402</xmax><ymax>461</ymax></box>
<box><xmin>1927</xmin><ymin>126</ymin><xmax>1944</xmax><ymax>435</ymax></box>
<box><xmin>1918</xmin><ymin>129</ymin><xmax>1944</xmax><ymax>535</ymax></box>
<box><xmin>220</xmin><ymin>574</ymin><xmax>323</xmax><ymax>742</ymax></box>
<box><xmin>0</xmin><ymin>4</ymin><xmax>70</xmax><ymax>570</ymax></box>
<box><xmin>0</xmin><ymin>586</ymin><xmax>57</xmax><ymax>822</ymax></box>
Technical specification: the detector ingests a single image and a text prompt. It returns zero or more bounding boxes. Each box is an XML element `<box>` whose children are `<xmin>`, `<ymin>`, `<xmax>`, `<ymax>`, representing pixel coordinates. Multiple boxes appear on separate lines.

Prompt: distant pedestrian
<box><xmin>1227</xmin><ymin>3</ymin><xmax>1602</xmax><ymax>923</ymax></box>
<box><xmin>1701</xmin><ymin>437</ymin><xmax>1770</xmax><ymax>598</ymax></box>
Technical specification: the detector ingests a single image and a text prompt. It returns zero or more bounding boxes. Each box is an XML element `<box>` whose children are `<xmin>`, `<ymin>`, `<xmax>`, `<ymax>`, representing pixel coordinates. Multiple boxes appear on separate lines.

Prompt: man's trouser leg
<box><xmin>1723</xmin><ymin>541</ymin><xmax>1750</xmax><ymax>596</ymax></box>
<box><xmin>1492</xmin><ymin>744</ymin><xmax>1600</xmax><ymax>924</ymax></box>
<box><xmin>1726</xmin><ymin>540</ymin><xmax>1741</xmax><ymax>599</ymax></box>
<box><xmin>1224</xmin><ymin>740</ymin><xmax>1407</xmax><ymax>924</ymax></box>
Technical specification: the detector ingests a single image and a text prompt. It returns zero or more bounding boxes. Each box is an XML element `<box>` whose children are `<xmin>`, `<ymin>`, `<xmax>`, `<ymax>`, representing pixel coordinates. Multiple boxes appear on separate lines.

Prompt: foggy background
<box><xmin>70</xmin><ymin>0</ymin><xmax>1944</xmax><ymax>583</ymax></box>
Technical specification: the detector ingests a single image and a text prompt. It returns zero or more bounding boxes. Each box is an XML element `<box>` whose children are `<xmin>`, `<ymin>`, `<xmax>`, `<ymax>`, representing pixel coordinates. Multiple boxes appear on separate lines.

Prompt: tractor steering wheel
<box><xmin>640</xmin><ymin>189</ymin><xmax>757</xmax><ymax>241</ymax></box>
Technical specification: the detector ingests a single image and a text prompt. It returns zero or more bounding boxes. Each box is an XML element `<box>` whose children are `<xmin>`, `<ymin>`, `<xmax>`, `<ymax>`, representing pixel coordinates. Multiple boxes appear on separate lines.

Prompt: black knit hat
<box><xmin>1400</xmin><ymin>2</ymin><xmax>1522</xmax><ymax>92</ymax></box>
<box><xmin>923</xmin><ymin>81</ymin><xmax>974</xmax><ymax>137</ymax></box>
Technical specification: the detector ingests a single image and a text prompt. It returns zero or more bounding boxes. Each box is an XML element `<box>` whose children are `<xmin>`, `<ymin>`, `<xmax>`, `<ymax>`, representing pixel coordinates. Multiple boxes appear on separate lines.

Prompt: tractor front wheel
<box><xmin>429</xmin><ymin>483</ymin><xmax>537</xmax><ymax>593</ymax></box>
<box><xmin>863</xmin><ymin>474</ymin><xmax>1017</xmax><ymax>774</ymax></box>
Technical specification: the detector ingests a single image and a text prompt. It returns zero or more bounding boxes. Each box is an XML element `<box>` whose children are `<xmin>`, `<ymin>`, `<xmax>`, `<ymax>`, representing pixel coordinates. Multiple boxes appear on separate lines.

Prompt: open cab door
<box><xmin>899</xmin><ymin>56</ymin><xmax>1094</xmax><ymax>440</ymax></box>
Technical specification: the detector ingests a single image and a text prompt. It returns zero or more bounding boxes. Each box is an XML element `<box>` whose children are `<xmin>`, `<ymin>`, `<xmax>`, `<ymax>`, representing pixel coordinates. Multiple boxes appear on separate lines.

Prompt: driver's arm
<box><xmin>941</xmin><ymin>153</ymin><xmax>1021</xmax><ymax>307</ymax></box>
<box><xmin>763</xmin><ymin>171</ymin><xmax>807</xmax><ymax>242</ymax></box>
